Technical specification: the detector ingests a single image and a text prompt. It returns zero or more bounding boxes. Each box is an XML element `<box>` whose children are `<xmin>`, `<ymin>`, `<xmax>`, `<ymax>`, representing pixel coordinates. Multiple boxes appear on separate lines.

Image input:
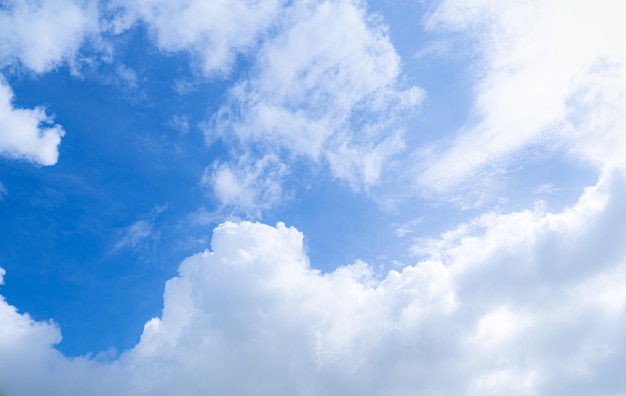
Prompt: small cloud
<box><xmin>0</xmin><ymin>78</ymin><xmax>65</xmax><ymax>165</ymax></box>
<box><xmin>202</xmin><ymin>155</ymin><xmax>288</xmax><ymax>218</ymax></box>
<box><xmin>169</xmin><ymin>115</ymin><xmax>190</xmax><ymax>134</ymax></box>
<box><xmin>413</xmin><ymin>40</ymin><xmax>451</xmax><ymax>61</ymax></box>
<box><xmin>0</xmin><ymin>181</ymin><xmax>7</xmax><ymax>200</ymax></box>
<box><xmin>533</xmin><ymin>183</ymin><xmax>559</xmax><ymax>195</ymax></box>
<box><xmin>116</xmin><ymin>65</ymin><xmax>138</xmax><ymax>89</ymax></box>
<box><xmin>172</xmin><ymin>80</ymin><xmax>198</xmax><ymax>96</ymax></box>
<box><xmin>112</xmin><ymin>219</ymin><xmax>154</xmax><ymax>252</ymax></box>
<box><xmin>111</xmin><ymin>206</ymin><xmax>167</xmax><ymax>253</ymax></box>
<box><xmin>394</xmin><ymin>217</ymin><xmax>424</xmax><ymax>237</ymax></box>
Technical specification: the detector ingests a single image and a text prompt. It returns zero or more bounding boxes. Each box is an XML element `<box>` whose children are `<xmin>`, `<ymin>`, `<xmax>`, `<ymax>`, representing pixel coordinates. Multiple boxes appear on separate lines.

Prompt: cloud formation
<box><xmin>0</xmin><ymin>0</ymin><xmax>98</xmax><ymax>72</ymax></box>
<box><xmin>420</xmin><ymin>0</ymin><xmax>626</xmax><ymax>193</ymax></box>
<box><xmin>1</xmin><ymin>1</ymin><xmax>625</xmax><ymax>395</ymax></box>
<box><xmin>0</xmin><ymin>0</ymin><xmax>98</xmax><ymax>165</ymax></box>
<box><xmin>0</xmin><ymin>78</ymin><xmax>65</xmax><ymax>165</ymax></box>
<box><xmin>1</xmin><ymin>167</ymin><xmax>625</xmax><ymax>394</ymax></box>
<box><xmin>205</xmin><ymin>0</ymin><xmax>422</xmax><ymax>210</ymax></box>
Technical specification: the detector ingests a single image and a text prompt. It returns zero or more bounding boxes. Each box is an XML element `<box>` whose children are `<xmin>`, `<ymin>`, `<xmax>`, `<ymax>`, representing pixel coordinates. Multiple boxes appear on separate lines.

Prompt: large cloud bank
<box><xmin>1</xmin><ymin>171</ymin><xmax>625</xmax><ymax>395</ymax></box>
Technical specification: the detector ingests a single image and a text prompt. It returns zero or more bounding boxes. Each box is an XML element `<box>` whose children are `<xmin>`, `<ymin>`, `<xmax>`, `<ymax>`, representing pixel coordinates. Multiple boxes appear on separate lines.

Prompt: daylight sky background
<box><xmin>0</xmin><ymin>0</ymin><xmax>625</xmax><ymax>394</ymax></box>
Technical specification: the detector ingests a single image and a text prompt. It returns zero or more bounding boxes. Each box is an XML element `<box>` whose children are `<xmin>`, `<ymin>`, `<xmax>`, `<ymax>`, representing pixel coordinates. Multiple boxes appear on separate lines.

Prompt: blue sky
<box><xmin>0</xmin><ymin>0</ymin><xmax>625</xmax><ymax>394</ymax></box>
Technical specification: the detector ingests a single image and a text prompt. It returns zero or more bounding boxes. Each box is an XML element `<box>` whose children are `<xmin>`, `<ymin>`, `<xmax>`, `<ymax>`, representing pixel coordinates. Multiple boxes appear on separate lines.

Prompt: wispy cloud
<box><xmin>204</xmin><ymin>0</ymin><xmax>423</xmax><ymax>215</ymax></box>
<box><xmin>111</xmin><ymin>206</ymin><xmax>166</xmax><ymax>253</ymax></box>
<box><xmin>419</xmin><ymin>0</ymin><xmax>626</xmax><ymax>194</ymax></box>
<box><xmin>0</xmin><ymin>181</ymin><xmax>7</xmax><ymax>200</ymax></box>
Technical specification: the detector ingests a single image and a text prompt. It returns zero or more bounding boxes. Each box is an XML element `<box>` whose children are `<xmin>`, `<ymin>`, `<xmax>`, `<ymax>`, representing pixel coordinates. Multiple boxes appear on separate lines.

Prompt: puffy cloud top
<box><xmin>1</xmin><ymin>171</ymin><xmax>625</xmax><ymax>395</ymax></box>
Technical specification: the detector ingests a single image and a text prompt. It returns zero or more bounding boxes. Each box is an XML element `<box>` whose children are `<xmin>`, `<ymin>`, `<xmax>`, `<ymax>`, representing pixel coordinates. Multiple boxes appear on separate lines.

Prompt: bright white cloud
<box><xmin>0</xmin><ymin>0</ymin><xmax>98</xmax><ymax>72</ymax></box>
<box><xmin>420</xmin><ymin>0</ymin><xmax>626</xmax><ymax>193</ymax></box>
<box><xmin>0</xmin><ymin>78</ymin><xmax>65</xmax><ymax>165</ymax></box>
<box><xmin>1</xmin><ymin>168</ymin><xmax>625</xmax><ymax>394</ymax></box>
<box><xmin>0</xmin><ymin>292</ymin><xmax>126</xmax><ymax>396</ymax></box>
<box><xmin>0</xmin><ymin>0</ymin><xmax>99</xmax><ymax>166</ymax></box>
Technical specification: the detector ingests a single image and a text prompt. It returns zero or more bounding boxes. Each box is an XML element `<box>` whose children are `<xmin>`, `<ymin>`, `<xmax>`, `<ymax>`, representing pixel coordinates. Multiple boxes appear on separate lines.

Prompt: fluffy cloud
<box><xmin>420</xmin><ymin>0</ymin><xmax>626</xmax><ymax>192</ymax></box>
<box><xmin>0</xmin><ymin>0</ymin><xmax>98</xmax><ymax>165</ymax></box>
<box><xmin>0</xmin><ymin>78</ymin><xmax>65</xmax><ymax>165</ymax></box>
<box><xmin>1</xmin><ymin>167</ymin><xmax>625</xmax><ymax>394</ymax></box>
<box><xmin>123</xmin><ymin>173</ymin><xmax>626</xmax><ymax>395</ymax></box>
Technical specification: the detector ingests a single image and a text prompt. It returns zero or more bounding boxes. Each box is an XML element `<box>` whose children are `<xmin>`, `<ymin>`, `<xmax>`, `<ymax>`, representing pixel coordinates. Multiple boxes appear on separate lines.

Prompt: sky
<box><xmin>0</xmin><ymin>0</ymin><xmax>625</xmax><ymax>394</ymax></box>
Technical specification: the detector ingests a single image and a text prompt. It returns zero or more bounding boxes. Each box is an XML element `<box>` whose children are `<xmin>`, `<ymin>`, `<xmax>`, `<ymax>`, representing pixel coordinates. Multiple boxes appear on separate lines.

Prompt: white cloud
<box><xmin>112</xmin><ymin>206</ymin><xmax>166</xmax><ymax>252</ymax></box>
<box><xmin>138</xmin><ymin>170</ymin><xmax>622</xmax><ymax>395</ymax></box>
<box><xmin>112</xmin><ymin>219</ymin><xmax>154</xmax><ymax>252</ymax></box>
<box><xmin>113</xmin><ymin>0</ymin><xmax>287</xmax><ymax>75</ymax></box>
<box><xmin>1</xmin><ymin>168</ymin><xmax>625</xmax><ymax>394</ymax></box>
<box><xmin>0</xmin><ymin>0</ymin><xmax>98</xmax><ymax>73</ymax></box>
<box><xmin>420</xmin><ymin>0</ymin><xmax>626</xmax><ymax>193</ymax></box>
<box><xmin>202</xmin><ymin>154</ymin><xmax>288</xmax><ymax>218</ymax></box>
<box><xmin>0</xmin><ymin>0</ymin><xmax>99</xmax><ymax>166</ymax></box>
<box><xmin>0</xmin><ymin>2</ymin><xmax>624</xmax><ymax>395</ymax></box>
<box><xmin>0</xmin><ymin>78</ymin><xmax>65</xmax><ymax>165</ymax></box>
<box><xmin>208</xmin><ymin>0</ymin><xmax>423</xmax><ymax>200</ymax></box>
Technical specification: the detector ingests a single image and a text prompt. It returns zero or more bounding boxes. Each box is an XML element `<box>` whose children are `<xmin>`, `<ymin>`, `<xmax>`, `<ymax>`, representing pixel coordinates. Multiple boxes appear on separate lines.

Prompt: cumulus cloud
<box><xmin>0</xmin><ymin>78</ymin><xmax>65</xmax><ymax>165</ymax></box>
<box><xmin>419</xmin><ymin>0</ymin><xmax>626</xmax><ymax>192</ymax></box>
<box><xmin>1</xmin><ymin>167</ymin><xmax>625</xmax><ymax>394</ymax></box>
